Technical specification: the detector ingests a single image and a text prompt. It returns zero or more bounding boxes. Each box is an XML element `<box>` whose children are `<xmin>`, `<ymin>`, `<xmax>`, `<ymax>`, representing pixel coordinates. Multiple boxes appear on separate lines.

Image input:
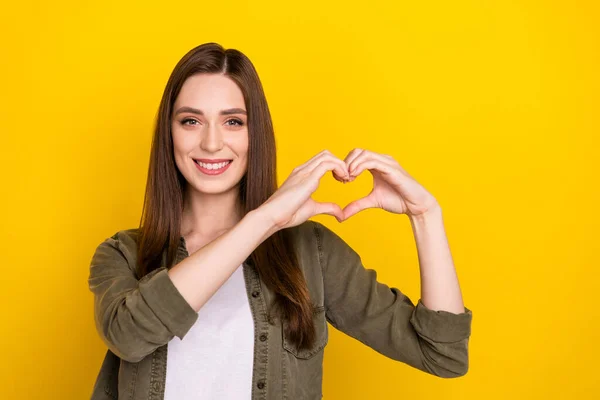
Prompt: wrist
<box><xmin>408</xmin><ymin>203</ymin><xmax>442</xmax><ymax>225</ymax></box>
<box><xmin>246</xmin><ymin>207</ymin><xmax>280</xmax><ymax>238</ymax></box>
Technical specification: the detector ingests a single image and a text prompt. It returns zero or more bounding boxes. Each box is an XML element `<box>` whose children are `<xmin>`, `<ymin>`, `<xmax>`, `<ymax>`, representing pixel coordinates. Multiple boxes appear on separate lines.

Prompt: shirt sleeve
<box><xmin>313</xmin><ymin>220</ymin><xmax>473</xmax><ymax>378</ymax></box>
<box><xmin>88</xmin><ymin>232</ymin><xmax>199</xmax><ymax>363</ymax></box>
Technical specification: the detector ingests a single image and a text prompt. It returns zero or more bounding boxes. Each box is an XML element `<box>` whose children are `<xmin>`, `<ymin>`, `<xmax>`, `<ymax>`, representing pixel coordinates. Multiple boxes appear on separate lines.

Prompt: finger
<box><xmin>342</xmin><ymin>148</ymin><xmax>365</xmax><ymax>171</ymax></box>
<box><xmin>287</xmin><ymin>155</ymin><xmax>346</xmax><ymax>186</ymax></box>
<box><xmin>293</xmin><ymin>149</ymin><xmax>331</xmax><ymax>171</ymax></box>
<box><xmin>342</xmin><ymin>194</ymin><xmax>378</xmax><ymax>220</ymax></box>
<box><xmin>348</xmin><ymin>151</ymin><xmax>397</xmax><ymax>176</ymax></box>
<box><xmin>350</xmin><ymin>159</ymin><xmax>395</xmax><ymax>178</ymax></box>
<box><xmin>292</xmin><ymin>150</ymin><xmax>347</xmax><ymax>180</ymax></box>
<box><xmin>346</xmin><ymin>149</ymin><xmax>372</xmax><ymax>175</ymax></box>
<box><xmin>295</xmin><ymin>150</ymin><xmax>341</xmax><ymax>174</ymax></box>
<box><xmin>309</xmin><ymin>160</ymin><xmax>349</xmax><ymax>184</ymax></box>
<box><xmin>376</xmin><ymin>152</ymin><xmax>411</xmax><ymax>176</ymax></box>
<box><xmin>313</xmin><ymin>201</ymin><xmax>345</xmax><ymax>222</ymax></box>
<box><xmin>347</xmin><ymin>150</ymin><xmax>396</xmax><ymax>174</ymax></box>
<box><xmin>307</xmin><ymin>154</ymin><xmax>349</xmax><ymax>181</ymax></box>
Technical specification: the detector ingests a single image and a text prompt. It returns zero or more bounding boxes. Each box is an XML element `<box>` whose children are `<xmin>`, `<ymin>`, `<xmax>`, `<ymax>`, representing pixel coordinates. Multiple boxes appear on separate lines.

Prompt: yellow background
<box><xmin>1</xmin><ymin>1</ymin><xmax>598</xmax><ymax>399</ymax></box>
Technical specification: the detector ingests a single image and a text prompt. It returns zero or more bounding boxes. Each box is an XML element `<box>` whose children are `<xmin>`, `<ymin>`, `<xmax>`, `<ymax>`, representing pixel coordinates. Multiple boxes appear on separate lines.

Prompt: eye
<box><xmin>181</xmin><ymin>118</ymin><xmax>199</xmax><ymax>126</ymax></box>
<box><xmin>226</xmin><ymin>118</ymin><xmax>244</xmax><ymax>126</ymax></box>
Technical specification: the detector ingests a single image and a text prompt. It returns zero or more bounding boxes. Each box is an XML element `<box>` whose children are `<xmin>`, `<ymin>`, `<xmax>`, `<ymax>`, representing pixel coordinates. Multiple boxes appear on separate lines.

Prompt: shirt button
<box><xmin>259</xmin><ymin>334</ymin><xmax>267</xmax><ymax>342</ymax></box>
<box><xmin>257</xmin><ymin>380</ymin><xmax>265</xmax><ymax>389</ymax></box>
<box><xmin>251</xmin><ymin>291</ymin><xmax>259</xmax><ymax>298</ymax></box>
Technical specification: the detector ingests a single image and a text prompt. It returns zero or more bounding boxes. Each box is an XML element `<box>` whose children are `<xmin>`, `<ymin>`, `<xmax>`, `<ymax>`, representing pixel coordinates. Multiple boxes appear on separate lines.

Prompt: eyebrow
<box><xmin>174</xmin><ymin>106</ymin><xmax>247</xmax><ymax>116</ymax></box>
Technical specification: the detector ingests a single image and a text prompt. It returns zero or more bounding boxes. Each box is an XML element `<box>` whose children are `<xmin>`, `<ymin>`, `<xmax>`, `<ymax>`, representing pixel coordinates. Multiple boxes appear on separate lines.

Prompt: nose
<box><xmin>200</xmin><ymin>122</ymin><xmax>223</xmax><ymax>153</ymax></box>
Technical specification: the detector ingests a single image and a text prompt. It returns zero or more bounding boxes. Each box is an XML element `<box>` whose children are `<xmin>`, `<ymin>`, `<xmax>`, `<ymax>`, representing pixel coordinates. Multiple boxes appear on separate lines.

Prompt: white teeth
<box><xmin>196</xmin><ymin>160</ymin><xmax>230</xmax><ymax>169</ymax></box>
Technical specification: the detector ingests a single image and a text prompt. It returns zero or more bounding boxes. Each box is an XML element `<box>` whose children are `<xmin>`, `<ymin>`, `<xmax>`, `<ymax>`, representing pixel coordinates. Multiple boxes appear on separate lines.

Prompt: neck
<box><xmin>181</xmin><ymin>185</ymin><xmax>243</xmax><ymax>239</ymax></box>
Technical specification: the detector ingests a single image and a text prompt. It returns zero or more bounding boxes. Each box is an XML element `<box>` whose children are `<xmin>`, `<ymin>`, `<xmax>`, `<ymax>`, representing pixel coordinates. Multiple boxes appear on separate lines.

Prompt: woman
<box><xmin>88</xmin><ymin>42</ymin><xmax>473</xmax><ymax>400</ymax></box>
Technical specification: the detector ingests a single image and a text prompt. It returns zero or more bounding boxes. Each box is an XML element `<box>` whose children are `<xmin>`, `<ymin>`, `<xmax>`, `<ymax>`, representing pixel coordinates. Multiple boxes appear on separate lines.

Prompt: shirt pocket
<box><xmin>282</xmin><ymin>305</ymin><xmax>329</xmax><ymax>359</ymax></box>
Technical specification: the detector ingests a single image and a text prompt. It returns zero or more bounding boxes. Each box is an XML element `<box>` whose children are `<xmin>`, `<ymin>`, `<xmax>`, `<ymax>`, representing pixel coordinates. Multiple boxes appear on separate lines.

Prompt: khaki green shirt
<box><xmin>88</xmin><ymin>220</ymin><xmax>473</xmax><ymax>399</ymax></box>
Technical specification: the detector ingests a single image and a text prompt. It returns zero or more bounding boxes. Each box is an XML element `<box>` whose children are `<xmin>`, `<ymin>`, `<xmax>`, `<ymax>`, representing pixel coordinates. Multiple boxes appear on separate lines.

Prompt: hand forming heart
<box><xmin>332</xmin><ymin>148</ymin><xmax>441</xmax><ymax>221</ymax></box>
<box><xmin>262</xmin><ymin>148</ymin><xmax>441</xmax><ymax>230</ymax></box>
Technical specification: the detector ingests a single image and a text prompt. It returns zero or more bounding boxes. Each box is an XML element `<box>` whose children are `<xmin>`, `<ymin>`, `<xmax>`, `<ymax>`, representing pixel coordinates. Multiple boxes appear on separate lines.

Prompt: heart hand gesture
<box><xmin>259</xmin><ymin>148</ymin><xmax>441</xmax><ymax>232</ymax></box>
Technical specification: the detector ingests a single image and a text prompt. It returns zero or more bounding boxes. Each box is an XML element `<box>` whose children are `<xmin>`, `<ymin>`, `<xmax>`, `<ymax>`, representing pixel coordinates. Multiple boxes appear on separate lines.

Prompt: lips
<box><xmin>193</xmin><ymin>158</ymin><xmax>232</xmax><ymax>163</ymax></box>
<box><xmin>193</xmin><ymin>159</ymin><xmax>232</xmax><ymax>167</ymax></box>
<box><xmin>193</xmin><ymin>159</ymin><xmax>233</xmax><ymax>175</ymax></box>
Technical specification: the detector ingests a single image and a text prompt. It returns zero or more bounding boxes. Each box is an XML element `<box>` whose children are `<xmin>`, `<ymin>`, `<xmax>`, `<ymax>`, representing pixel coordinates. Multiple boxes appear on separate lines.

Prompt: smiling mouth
<box><xmin>193</xmin><ymin>159</ymin><xmax>233</xmax><ymax>175</ymax></box>
<box><xmin>193</xmin><ymin>159</ymin><xmax>232</xmax><ymax>169</ymax></box>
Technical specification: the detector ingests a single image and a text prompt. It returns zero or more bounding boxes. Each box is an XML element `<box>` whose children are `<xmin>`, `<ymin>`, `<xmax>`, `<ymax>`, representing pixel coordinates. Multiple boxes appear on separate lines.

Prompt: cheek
<box><xmin>225</xmin><ymin>132</ymin><xmax>249</xmax><ymax>156</ymax></box>
<box><xmin>171</xmin><ymin>134</ymin><xmax>194</xmax><ymax>174</ymax></box>
<box><xmin>238</xmin><ymin>131</ymin><xmax>250</xmax><ymax>155</ymax></box>
<box><xmin>172</xmin><ymin>130</ymin><xmax>195</xmax><ymax>154</ymax></box>
<box><xmin>171</xmin><ymin>128</ymin><xmax>183</xmax><ymax>150</ymax></box>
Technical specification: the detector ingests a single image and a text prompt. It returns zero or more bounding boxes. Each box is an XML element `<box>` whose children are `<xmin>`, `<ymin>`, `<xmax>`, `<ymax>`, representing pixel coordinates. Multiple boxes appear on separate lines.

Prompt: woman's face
<box><xmin>171</xmin><ymin>73</ymin><xmax>249</xmax><ymax>196</ymax></box>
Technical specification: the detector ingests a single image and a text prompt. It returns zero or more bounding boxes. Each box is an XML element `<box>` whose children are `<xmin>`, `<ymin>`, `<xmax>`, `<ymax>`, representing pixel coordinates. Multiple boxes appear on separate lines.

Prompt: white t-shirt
<box><xmin>164</xmin><ymin>263</ymin><xmax>255</xmax><ymax>399</ymax></box>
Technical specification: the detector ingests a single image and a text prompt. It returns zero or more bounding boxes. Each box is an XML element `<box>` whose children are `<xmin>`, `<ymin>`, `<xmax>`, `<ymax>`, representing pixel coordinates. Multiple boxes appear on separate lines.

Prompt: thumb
<box><xmin>313</xmin><ymin>201</ymin><xmax>345</xmax><ymax>222</ymax></box>
<box><xmin>342</xmin><ymin>195</ymin><xmax>377</xmax><ymax>220</ymax></box>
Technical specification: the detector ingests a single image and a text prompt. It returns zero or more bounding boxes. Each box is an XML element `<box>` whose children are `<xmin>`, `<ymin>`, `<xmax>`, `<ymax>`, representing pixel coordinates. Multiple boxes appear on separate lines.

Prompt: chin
<box><xmin>189</xmin><ymin>178</ymin><xmax>241</xmax><ymax>194</ymax></box>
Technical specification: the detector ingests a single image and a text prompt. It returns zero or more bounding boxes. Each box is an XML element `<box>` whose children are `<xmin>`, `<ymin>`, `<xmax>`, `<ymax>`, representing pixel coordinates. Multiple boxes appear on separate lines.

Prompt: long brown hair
<box><xmin>137</xmin><ymin>42</ymin><xmax>317</xmax><ymax>350</ymax></box>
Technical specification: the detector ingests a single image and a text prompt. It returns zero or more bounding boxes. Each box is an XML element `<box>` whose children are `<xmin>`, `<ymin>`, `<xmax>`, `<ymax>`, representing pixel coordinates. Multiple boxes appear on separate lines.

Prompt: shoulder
<box><xmin>100</xmin><ymin>227</ymin><xmax>141</xmax><ymax>249</ymax></box>
<box><xmin>112</xmin><ymin>227</ymin><xmax>142</xmax><ymax>244</ymax></box>
<box><xmin>92</xmin><ymin>227</ymin><xmax>142</xmax><ymax>267</ymax></box>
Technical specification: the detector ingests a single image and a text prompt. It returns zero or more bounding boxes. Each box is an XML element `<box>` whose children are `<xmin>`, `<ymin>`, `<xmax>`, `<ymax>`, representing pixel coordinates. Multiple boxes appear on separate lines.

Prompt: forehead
<box><xmin>174</xmin><ymin>73</ymin><xmax>246</xmax><ymax>111</ymax></box>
